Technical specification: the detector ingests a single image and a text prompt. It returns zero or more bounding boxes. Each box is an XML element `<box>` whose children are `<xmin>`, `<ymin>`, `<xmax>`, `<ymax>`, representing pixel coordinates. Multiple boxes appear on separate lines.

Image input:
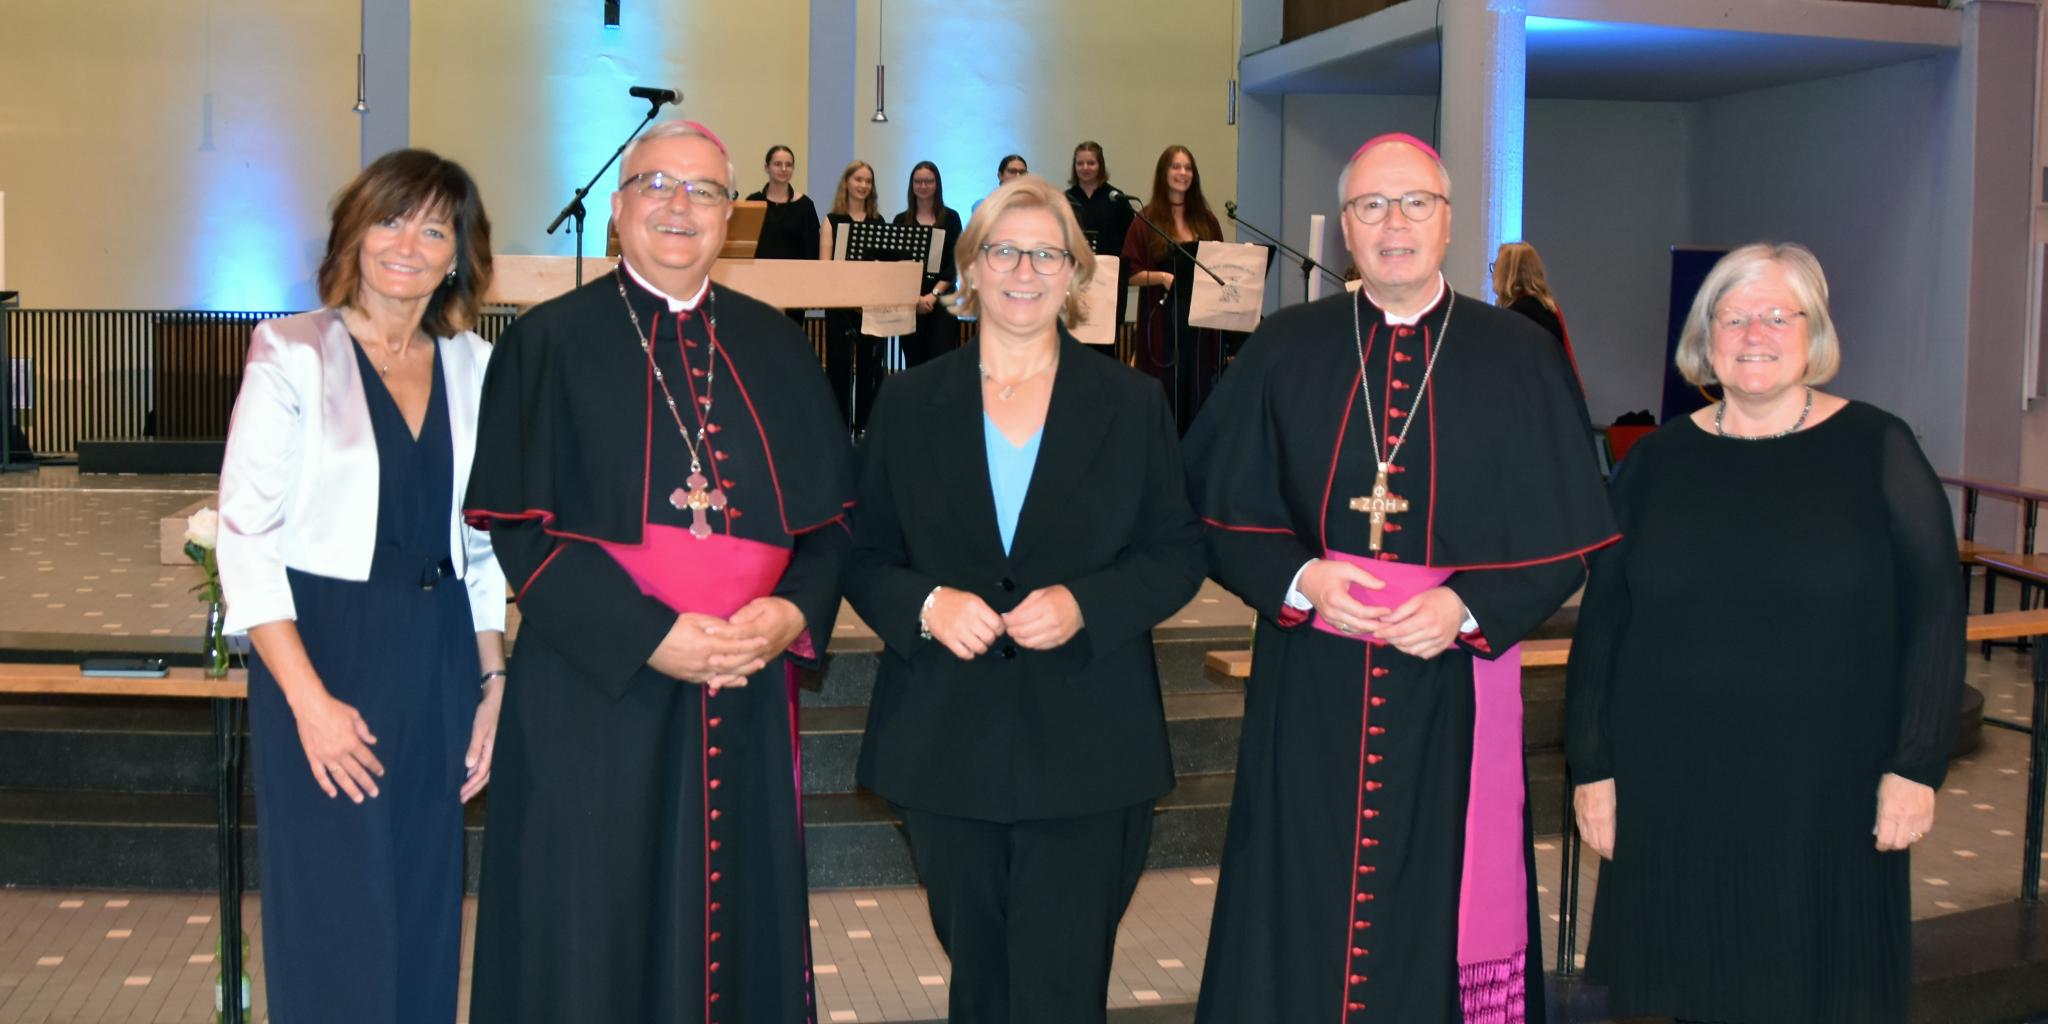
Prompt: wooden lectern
<box><xmin>486</xmin><ymin>254</ymin><xmax>922</xmax><ymax>312</ymax></box>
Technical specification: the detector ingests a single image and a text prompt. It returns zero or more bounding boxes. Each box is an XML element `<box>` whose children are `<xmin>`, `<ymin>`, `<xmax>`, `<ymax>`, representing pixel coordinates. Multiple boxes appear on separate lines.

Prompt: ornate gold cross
<box><xmin>670</xmin><ymin>471</ymin><xmax>728</xmax><ymax>539</ymax></box>
<box><xmin>1347</xmin><ymin>463</ymin><xmax>1408</xmax><ymax>552</ymax></box>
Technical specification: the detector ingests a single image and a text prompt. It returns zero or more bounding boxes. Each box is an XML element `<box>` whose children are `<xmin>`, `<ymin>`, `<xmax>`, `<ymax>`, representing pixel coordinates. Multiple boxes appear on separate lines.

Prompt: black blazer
<box><xmin>849</xmin><ymin>330</ymin><xmax>1206</xmax><ymax>822</ymax></box>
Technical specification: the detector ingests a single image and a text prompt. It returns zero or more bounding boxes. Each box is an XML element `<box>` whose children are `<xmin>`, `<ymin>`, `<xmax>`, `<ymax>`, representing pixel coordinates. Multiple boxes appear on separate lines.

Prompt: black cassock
<box><xmin>1184</xmin><ymin>287</ymin><xmax>1614</xmax><ymax>1023</ymax></box>
<box><xmin>464</xmin><ymin>272</ymin><xmax>852</xmax><ymax>1023</ymax></box>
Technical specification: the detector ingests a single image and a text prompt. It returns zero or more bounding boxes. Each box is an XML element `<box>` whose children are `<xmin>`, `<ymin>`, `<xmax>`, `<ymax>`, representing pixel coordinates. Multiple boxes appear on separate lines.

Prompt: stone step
<box><xmin>0</xmin><ymin>773</ymin><xmax>1247</xmax><ymax>893</ymax></box>
<box><xmin>0</xmin><ymin>689</ymin><xmax>1257</xmax><ymax>797</ymax></box>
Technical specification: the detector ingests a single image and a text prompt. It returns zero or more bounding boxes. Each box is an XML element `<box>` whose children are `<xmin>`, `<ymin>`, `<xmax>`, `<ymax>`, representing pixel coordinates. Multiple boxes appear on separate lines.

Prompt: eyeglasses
<box><xmin>1712</xmin><ymin>308</ymin><xmax>1807</xmax><ymax>335</ymax></box>
<box><xmin>1343</xmin><ymin>191</ymin><xmax>1448</xmax><ymax>225</ymax></box>
<box><xmin>622</xmin><ymin>171</ymin><xmax>737</xmax><ymax>206</ymax></box>
<box><xmin>980</xmin><ymin>243</ymin><xmax>1072</xmax><ymax>275</ymax></box>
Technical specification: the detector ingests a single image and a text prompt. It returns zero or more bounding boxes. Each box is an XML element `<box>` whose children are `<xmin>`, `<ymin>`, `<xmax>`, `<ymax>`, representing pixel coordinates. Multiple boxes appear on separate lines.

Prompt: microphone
<box><xmin>1224</xmin><ymin>200</ymin><xmax>1238</xmax><ymax>219</ymax></box>
<box><xmin>1109</xmin><ymin>187</ymin><xmax>1140</xmax><ymax>206</ymax></box>
<box><xmin>628</xmin><ymin>85</ymin><xmax>680</xmax><ymax>108</ymax></box>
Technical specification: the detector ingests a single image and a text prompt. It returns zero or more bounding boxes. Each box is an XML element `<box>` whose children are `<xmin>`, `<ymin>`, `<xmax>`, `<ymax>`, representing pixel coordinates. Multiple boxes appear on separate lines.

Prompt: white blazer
<box><xmin>216</xmin><ymin>309</ymin><xmax>506</xmax><ymax>636</ymax></box>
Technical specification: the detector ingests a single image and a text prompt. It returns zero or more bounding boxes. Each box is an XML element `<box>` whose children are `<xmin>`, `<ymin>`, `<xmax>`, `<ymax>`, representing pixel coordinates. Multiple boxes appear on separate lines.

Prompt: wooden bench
<box><xmin>0</xmin><ymin>663</ymin><xmax>253</xmax><ymax>1024</ymax></box>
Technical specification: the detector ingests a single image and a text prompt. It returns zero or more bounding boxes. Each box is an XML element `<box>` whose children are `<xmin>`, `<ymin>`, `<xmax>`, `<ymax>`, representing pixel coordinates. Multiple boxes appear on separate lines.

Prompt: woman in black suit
<box><xmin>849</xmin><ymin>174</ymin><xmax>1205</xmax><ymax>1024</ymax></box>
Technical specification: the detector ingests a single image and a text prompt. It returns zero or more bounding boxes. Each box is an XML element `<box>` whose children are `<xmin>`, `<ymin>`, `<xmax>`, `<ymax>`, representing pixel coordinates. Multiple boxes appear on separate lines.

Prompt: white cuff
<box><xmin>1283</xmin><ymin>560</ymin><xmax>1315</xmax><ymax>611</ymax></box>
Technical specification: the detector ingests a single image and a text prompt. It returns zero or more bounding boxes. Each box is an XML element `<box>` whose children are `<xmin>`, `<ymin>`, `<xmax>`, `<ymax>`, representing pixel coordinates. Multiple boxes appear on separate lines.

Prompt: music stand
<box><xmin>720</xmin><ymin>200</ymin><xmax>768</xmax><ymax>260</ymax></box>
<box><xmin>835</xmin><ymin>222</ymin><xmax>942</xmax><ymax>274</ymax></box>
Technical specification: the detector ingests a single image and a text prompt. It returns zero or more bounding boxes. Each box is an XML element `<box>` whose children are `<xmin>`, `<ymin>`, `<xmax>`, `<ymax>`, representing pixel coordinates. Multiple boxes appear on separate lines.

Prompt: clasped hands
<box><xmin>924</xmin><ymin>585</ymin><xmax>1082</xmax><ymax>661</ymax></box>
<box><xmin>647</xmin><ymin>596</ymin><xmax>807</xmax><ymax>689</ymax></box>
<box><xmin>1300</xmin><ymin>558</ymin><xmax>1465</xmax><ymax>660</ymax></box>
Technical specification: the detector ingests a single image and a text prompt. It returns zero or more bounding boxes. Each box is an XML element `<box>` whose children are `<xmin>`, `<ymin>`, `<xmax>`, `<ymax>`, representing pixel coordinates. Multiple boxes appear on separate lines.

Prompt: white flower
<box><xmin>185</xmin><ymin>507</ymin><xmax>219</xmax><ymax>549</ymax></box>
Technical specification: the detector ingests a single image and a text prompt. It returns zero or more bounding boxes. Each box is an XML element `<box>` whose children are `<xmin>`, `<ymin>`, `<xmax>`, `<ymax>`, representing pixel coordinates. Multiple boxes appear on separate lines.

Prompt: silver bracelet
<box><xmin>918</xmin><ymin>587</ymin><xmax>942</xmax><ymax>640</ymax></box>
<box><xmin>479</xmin><ymin>669</ymin><xmax>507</xmax><ymax>689</ymax></box>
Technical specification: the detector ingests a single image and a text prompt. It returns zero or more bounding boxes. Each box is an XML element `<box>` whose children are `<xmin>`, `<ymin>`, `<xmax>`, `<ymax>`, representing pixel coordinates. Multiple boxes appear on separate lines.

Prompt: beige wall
<box><xmin>412</xmin><ymin>0</ymin><xmax>810</xmax><ymax>261</ymax></box>
<box><xmin>0</xmin><ymin>1</ymin><xmax>357</xmax><ymax>309</ymax></box>
<box><xmin>849</xmin><ymin>0</ymin><xmax>1240</xmax><ymax>222</ymax></box>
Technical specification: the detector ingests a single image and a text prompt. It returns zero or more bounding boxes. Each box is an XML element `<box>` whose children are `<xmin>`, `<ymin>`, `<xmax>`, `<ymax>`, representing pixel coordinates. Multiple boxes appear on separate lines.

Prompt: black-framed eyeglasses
<box><xmin>980</xmin><ymin>243</ymin><xmax>1072</xmax><ymax>275</ymax></box>
<box><xmin>622</xmin><ymin>171</ymin><xmax>737</xmax><ymax>206</ymax></box>
<box><xmin>1343</xmin><ymin>191</ymin><xmax>1449</xmax><ymax>225</ymax></box>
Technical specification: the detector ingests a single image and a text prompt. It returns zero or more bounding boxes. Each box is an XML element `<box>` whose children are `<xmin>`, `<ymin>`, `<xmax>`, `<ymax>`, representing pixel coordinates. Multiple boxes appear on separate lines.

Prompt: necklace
<box><xmin>1346</xmin><ymin>290</ymin><xmax>1455</xmax><ymax>551</ymax></box>
<box><xmin>373</xmin><ymin>336</ymin><xmax>413</xmax><ymax>376</ymax></box>
<box><xmin>979</xmin><ymin>356</ymin><xmax>1056</xmax><ymax>401</ymax></box>
<box><xmin>617</xmin><ymin>271</ymin><xmax>727</xmax><ymax>539</ymax></box>
<box><xmin>1715</xmin><ymin>386</ymin><xmax>1812</xmax><ymax>440</ymax></box>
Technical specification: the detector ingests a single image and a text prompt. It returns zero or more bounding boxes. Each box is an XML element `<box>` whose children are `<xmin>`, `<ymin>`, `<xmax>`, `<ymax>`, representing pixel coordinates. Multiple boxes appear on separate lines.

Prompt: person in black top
<box><xmin>822</xmin><ymin>160</ymin><xmax>887</xmax><ymax>431</ymax></box>
<box><xmin>850</xmin><ymin>174</ymin><xmax>1204</xmax><ymax>1024</ymax></box>
<box><xmin>1491</xmin><ymin>241</ymin><xmax>1584</xmax><ymax>401</ymax></box>
<box><xmin>1567</xmin><ymin>243</ymin><xmax>1961</xmax><ymax>1024</ymax></box>
<box><xmin>1064</xmin><ymin>141</ymin><xmax>1132</xmax><ymax>258</ymax></box>
<box><xmin>891</xmin><ymin>160</ymin><xmax>963</xmax><ymax>368</ymax></box>
<box><xmin>745</xmin><ymin>145</ymin><xmax>821</xmax><ymax>262</ymax></box>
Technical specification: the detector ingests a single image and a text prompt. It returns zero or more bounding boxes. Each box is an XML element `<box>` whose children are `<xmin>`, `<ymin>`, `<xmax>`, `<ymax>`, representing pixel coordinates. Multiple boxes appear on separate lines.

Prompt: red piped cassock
<box><xmin>464</xmin><ymin>271</ymin><xmax>853</xmax><ymax>1023</ymax></box>
<box><xmin>1183</xmin><ymin>286</ymin><xmax>1615</xmax><ymax>1023</ymax></box>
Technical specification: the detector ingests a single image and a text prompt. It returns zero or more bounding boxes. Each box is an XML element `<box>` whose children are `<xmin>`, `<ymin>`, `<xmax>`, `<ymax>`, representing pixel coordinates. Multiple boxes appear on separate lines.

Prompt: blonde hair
<box><xmin>1492</xmin><ymin>242</ymin><xmax>1556</xmax><ymax>312</ymax></box>
<box><xmin>829</xmin><ymin>161</ymin><xmax>879</xmax><ymax>220</ymax></box>
<box><xmin>953</xmin><ymin>175</ymin><xmax>1097</xmax><ymax>325</ymax></box>
<box><xmin>1674</xmin><ymin>242</ymin><xmax>1841</xmax><ymax>387</ymax></box>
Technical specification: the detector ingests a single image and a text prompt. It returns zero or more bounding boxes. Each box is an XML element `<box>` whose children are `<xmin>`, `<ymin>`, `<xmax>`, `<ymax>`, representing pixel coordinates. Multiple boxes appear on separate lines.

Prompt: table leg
<box><xmin>1556</xmin><ymin>781</ymin><xmax>1581</xmax><ymax>977</ymax></box>
<box><xmin>2026</xmin><ymin>642</ymin><xmax>2047</xmax><ymax>906</ymax></box>
<box><xmin>213</xmin><ymin>697</ymin><xmax>246</xmax><ymax>1024</ymax></box>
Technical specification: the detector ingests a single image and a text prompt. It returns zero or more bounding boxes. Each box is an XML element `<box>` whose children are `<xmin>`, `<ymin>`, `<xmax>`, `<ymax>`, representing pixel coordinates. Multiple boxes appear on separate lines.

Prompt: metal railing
<box><xmin>0</xmin><ymin>308</ymin><xmax>514</xmax><ymax>458</ymax></box>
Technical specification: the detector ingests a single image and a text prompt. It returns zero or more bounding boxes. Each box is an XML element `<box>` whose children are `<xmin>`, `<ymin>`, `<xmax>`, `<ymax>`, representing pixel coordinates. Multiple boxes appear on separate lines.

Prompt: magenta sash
<box><xmin>1312</xmin><ymin>551</ymin><xmax>1529</xmax><ymax>1023</ymax></box>
<box><xmin>599</xmin><ymin>525</ymin><xmax>808</xmax><ymax>798</ymax></box>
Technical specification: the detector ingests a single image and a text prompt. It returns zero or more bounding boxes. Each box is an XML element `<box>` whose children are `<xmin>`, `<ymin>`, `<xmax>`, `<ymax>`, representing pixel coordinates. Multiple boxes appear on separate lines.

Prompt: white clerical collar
<box><xmin>620</xmin><ymin>259</ymin><xmax>709</xmax><ymax>312</ymax></box>
<box><xmin>1365</xmin><ymin>274</ymin><xmax>1447</xmax><ymax>326</ymax></box>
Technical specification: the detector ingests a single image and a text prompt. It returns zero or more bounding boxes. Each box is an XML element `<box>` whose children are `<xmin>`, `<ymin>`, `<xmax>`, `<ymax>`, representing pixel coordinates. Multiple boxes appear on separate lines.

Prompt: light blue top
<box><xmin>984</xmin><ymin>414</ymin><xmax>1044</xmax><ymax>554</ymax></box>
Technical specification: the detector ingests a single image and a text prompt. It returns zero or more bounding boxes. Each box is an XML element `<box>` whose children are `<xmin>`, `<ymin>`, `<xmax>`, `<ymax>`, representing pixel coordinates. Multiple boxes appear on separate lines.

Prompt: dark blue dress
<box><xmin>248</xmin><ymin>341</ymin><xmax>480</xmax><ymax>1023</ymax></box>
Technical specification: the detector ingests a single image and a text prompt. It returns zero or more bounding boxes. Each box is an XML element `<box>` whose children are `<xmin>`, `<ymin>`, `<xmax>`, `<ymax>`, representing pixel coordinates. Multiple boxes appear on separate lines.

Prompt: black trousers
<box><xmin>896</xmin><ymin>800</ymin><xmax>1155</xmax><ymax>1024</ymax></box>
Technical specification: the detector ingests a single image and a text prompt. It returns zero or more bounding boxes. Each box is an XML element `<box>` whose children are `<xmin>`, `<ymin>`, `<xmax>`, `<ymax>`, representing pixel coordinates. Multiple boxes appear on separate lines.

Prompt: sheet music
<box><xmin>1188</xmin><ymin>241</ymin><xmax>1271</xmax><ymax>332</ymax></box>
<box><xmin>1072</xmin><ymin>255</ymin><xmax>1120</xmax><ymax>346</ymax></box>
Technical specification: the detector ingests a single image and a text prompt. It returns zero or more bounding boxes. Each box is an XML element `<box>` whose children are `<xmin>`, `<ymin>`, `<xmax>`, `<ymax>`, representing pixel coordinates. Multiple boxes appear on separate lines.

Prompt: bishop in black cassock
<box><xmin>464</xmin><ymin>122</ymin><xmax>851</xmax><ymax>1024</ymax></box>
<box><xmin>1184</xmin><ymin>135</ymin><xmax>1615</xmax><ymax>1023</ymax></box>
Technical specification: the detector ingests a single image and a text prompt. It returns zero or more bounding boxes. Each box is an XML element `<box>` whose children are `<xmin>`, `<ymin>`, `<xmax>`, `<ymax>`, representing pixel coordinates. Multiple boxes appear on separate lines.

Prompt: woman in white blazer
<box><xmin>216</xmin><ymin>149</ymin><xmax>504</xmax><ymax>1024</ymax></box>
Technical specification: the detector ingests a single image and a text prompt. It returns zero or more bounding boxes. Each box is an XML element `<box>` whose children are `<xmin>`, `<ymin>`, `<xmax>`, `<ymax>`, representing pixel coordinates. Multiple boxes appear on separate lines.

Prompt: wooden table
<box><xmin>0</xmin><ymin>665</ymin><xmax>251</xmax><ymax>1024</ymax></box>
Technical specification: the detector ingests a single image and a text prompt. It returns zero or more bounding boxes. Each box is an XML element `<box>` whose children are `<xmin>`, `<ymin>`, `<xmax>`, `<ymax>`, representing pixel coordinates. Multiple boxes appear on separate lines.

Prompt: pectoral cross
<box><xmin>670</xmin><ymin>471</ymin><xmax>728</xmax><ymax>539</ymax></box>
<box><xmin>1347</xmin><ymin>463</ymin><xmax>1408</xmax><ymax>552</ymax></box>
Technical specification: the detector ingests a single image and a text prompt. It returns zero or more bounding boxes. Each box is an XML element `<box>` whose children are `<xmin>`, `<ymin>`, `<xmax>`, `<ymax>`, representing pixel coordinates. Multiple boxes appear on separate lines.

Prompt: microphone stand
<box><xmin>1121</xmin><ymin>196</ymin><xmax>1225</xmax><ymax>432</ymax></box>
<box><xmin>1224</xmin><ymin>202</ymin><xmax>1346</xmax><ymax>304</ymax></box>
<box><xmin>546</xmin><ymin>95</ymin><xmax>672</xmax><ymax>287</ymax></box>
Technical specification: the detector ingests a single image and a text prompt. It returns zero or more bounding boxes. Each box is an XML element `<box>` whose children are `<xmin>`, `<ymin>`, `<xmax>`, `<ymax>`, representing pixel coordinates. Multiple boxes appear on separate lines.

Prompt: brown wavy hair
<box><xmin>316</xmin><ymin>149</ymin><xmax>492</xmax><ymax>336</ymax></box>
<box><xmin>1137</xmin><ymin>145</ymin><xmax>1221</xmax><ymax>264</ymax></box>
<box><xmin>829</xmin><ymin>161</ymin><xmax>880</xmax><ymax>221</ymax></box>
<box><xmin>1492</xmin><ymin>242</ymin><xmax>1557</xmax><ymax>313</ymax></box>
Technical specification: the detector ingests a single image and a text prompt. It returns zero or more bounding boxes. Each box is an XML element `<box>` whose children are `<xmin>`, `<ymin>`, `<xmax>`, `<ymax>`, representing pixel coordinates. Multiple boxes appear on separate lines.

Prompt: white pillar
<box><xmin>808</xmin><ymin>0</ymin><xmax>857</xmax><ymax>207</ymax></box>
<box><xmin>1437</xmin><ymin>0</ymin><xmax>1526</xmax><ymax>301</ymax></box>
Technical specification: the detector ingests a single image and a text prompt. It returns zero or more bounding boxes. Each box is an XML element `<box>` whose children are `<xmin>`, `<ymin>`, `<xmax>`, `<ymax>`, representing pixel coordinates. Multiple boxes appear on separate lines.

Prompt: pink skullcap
<box><xmin>673</xmin><ymin>119</ymin><xmax>728</xmax><ymax>156</ymax></box>
<box><xmin>1350</xmin><ymin>132</ymin><xmax>1440</xmax><ymax>164</ymax></box>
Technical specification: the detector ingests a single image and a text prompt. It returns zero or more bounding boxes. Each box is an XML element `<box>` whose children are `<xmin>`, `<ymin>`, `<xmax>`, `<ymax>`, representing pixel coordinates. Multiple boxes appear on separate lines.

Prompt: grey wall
<box><xmin>1277</xmin><ymin>93</ymin><xmax>1691</xmax><ymax>427</ymax></box>
<box><xmin>1690</xmin><ymin>54</ymin><xmax>1964</xmax><ymax>471</ymax></box>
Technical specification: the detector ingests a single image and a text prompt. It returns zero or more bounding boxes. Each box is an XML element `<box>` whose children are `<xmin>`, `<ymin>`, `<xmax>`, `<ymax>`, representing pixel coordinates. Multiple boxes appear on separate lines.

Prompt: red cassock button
<box><xmin>710</xmin><ymin>871</ymin><xmax>722</xmax><ymax>883</ymax></box>
<box><xmin>709</xmin><ymin>779</ymin><xmax>722</xmax><ymax>790</ymax></box>
<box><xmin>1395</xmin><ymin>351</ymin><xmax>1413</xmax><ymax>362</ymax></box>
<box><xmin>1350</xmin><ymin>974</ymin><xmax>1367</xmax><ymax>984</ymax></box>
<box><xmin>1359</xmin><ymin>865</ymin><xmax>1377</xmax><ymax>874</ymax></box>
<box><xmin>1353</xmin><ymin>921</ymin><xmax>1369</xmax><ymax>931</ymax></box>
<box><xmin>1388</xmin><ymin>407</ymin><xmax>1406</xmax><ymax>419</ymax></box>
<box><xmin>1391</xmin><ymin>379</ymin><xmax>1410</xmax><ymax>390</ymax></box>
<box><xmin>708</xmin><ymin>717</ymin><xmax>723</xmax><ymax>728</ymax></box>
<box><xmin>1362</xmin><ymin>809</ymin><xmax>1380</xmax><ymax>819</ymax></box>
<box><xmin>1370</xmin><ymin>696</ymin><xmax>1388</xmax><ymax>707</ymax></box>
<box><xmin>1353</xmin><ymin>946</ymin><xmax>1368</xmax><ymax>956</ymax></box>
<box><xmin>1355</xmin><ymin>893</ymin><xmax>1368</xmax><ymax>902</ymax></box>
<box><xmin>1366</xmin><ymin>780</ymin><xmax>1384</xmax><ymax>792</ymax></box>
<box><xmin>710</xmin><ymin>902</ymin><xmax>723</xmax><ymax>913</ymax></box>
<box><xmin>710</xmin><ymin>809</ymin><xmax>722</xmax><ymax>820</ymax></box>
<box><xmin>709</xmin><ymin>746</ymin><xmax>723</xmax><ymax>757</ymax></box>
<box><xmin>1370</xmin><ymin>666</ymin><xmax>1389</xmax><ymax>678</ymax></box>
<box><xmin>714</xmin><ymin>450</ymin><xmax>729</xmax><ymax>462</ymax></box>
<box><xmin>1368</xmin><ymin>726</ymin><xmax>1386</xmax><ymax>736</ymax></box>
<box><xmin>720</xmin><ymin>478</ymin><xmax>736</xmax><ymax>490</ymax></box>
<box><xmin>709</xmin><ymin>840</ymin><xmax>721</xmax><ymax>851</ymax></box>
<box><xmin>711</xmin><ymin>931</ymin><xmax>722</xmax><ymax>943</ymax></box>
<box><xmin>709</xmin><ymin>993</ymin><xmax>720</xmax><ymax>1003</ymax></box>
<box><xmin>1384</xmin><ymin>523</ymin><xmax>1402</xmax><ymax>533</ymax></box>
<box><xmin>710</xmin><ymin>962</ymin><xmax>721</xmax><ymax>973</ymax></box>
<box><xmin>1362</xmin><ymin>838</ymin><xmax>1380</xmax><ymax>848</ymax></box>
<box><xmin>1367</xmin><ymin>753</ymin><xmax>1385</xmax><ymax>765</ymax></box>
<box><xmin>706</xmin><ymin>423</ymin><xmax>722</xmax><ymax>434</ymax></box>
<box><xmin>1349</xmin><ymin>1002</ymin><xmax>1366</xmax><ymax>1012</ymax></box>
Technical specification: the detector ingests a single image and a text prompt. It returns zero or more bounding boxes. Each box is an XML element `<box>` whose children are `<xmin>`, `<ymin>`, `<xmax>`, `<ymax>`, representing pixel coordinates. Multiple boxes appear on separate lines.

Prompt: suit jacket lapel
<box><xmin>926</xmin><ymin>344</ymin><xmax>1009</xmax><ymax>562</ymax></box>
<box><xmin>1007</xmin><ymin>333</ymin><xmax>1111</xmax><ymax>564</ymax></box>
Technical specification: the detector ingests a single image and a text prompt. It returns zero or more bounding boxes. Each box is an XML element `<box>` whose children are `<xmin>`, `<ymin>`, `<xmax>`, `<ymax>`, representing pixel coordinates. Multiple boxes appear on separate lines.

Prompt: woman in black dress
<box><xmin>217</xmin><ymin>149</ymin><xmax>507</xmax><ymax>1023</ymax></box>
<box><xmin>745</xmin><ymin>144</ymin><xmax>821</xmax><ymax>262</ymax></box>
<box><xmin>1065</xmin><ymin>141</ymin><xmax>1132</xmax><ymax>258</ymax></box>
<box><xmin>1566</xmin><ymin>242</ymin><xmax>1963</xmax><ymax>1024</ymax></box>
<box><xmin>1121</xmin><ymin>145</ymin><xmax>1227</xmax><ymax>434</ymax></box>
<box><xmin>891</xmin><ymin>160</ymin><xmax>962</xmax><ymax>367</ymax></box>
<box><xmin>820</xmin><ymin>159</ymin><xmax>886</xmax><ymax>431</ymax></box>
<box><xmin>1492</xmin><ymin>241</ymin><xmax>1584</xmax><ymax>394</ymax></box>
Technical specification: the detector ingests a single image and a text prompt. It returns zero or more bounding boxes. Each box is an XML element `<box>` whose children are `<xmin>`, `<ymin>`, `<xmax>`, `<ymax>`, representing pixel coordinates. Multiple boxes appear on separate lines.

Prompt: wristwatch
<box><xmin>918</xmin><ymin>587</ymin><xmax>942</xmax><ymax>640</ymax></box>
